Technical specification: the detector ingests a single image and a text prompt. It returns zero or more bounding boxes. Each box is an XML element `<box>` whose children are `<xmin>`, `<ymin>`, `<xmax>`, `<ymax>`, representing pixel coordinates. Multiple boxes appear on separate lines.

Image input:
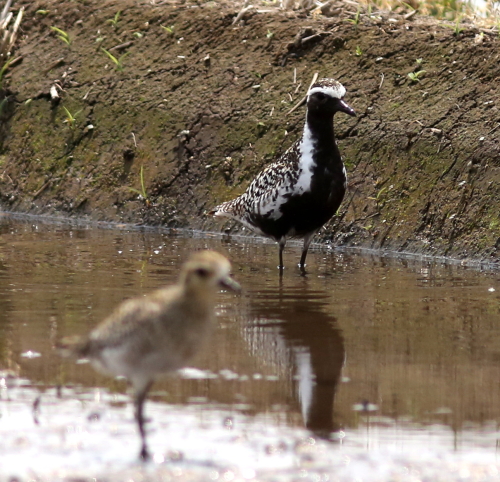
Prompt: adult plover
<box><xmin>57</xmin><ymin>250</ymin><xmax>241</xmax><ymax>460</ymax></box>
<box><xmin>210</xmin><ymin>78</ymin><xmax>356</xmax><ymax>270</ymax></box>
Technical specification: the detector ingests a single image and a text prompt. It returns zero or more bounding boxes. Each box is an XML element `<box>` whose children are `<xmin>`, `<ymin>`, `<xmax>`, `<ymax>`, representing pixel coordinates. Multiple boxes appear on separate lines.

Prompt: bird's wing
<box><xmin>245</xmin><ymin>143</ymin><xmax>301</xmax><ymax>219</ymax></box>
<box><xmin>88</xmin><ymin>287</ymin><xmax>179</xmax><ymax>350</ymax></box>
<box><xmin>213</xmin><ymin>141</ymin><xmax>301</xmax><ymax>221</ymax></box>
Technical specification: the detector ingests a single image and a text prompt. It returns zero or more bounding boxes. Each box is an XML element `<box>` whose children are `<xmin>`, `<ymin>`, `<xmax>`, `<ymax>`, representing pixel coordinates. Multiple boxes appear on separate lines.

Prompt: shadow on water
<box><xmin>244</xmin><ymin>282</ymin><xmax>344</xmax><ymax>439</ymax></box>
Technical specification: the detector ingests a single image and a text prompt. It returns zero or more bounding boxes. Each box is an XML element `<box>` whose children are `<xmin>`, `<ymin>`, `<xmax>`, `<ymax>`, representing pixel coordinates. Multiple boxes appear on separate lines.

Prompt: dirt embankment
<box><xmin>0</xmin><ymin>0</ymin><xmax>499</xmax><ymax>261</ymax></box>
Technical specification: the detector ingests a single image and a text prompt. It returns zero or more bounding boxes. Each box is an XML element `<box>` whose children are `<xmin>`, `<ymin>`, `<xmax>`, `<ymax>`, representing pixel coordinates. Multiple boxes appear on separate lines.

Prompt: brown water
<box><xmin>1</xmin><ymin>214</ymin><xmax>500</xmax><ymax>481</ymax></box>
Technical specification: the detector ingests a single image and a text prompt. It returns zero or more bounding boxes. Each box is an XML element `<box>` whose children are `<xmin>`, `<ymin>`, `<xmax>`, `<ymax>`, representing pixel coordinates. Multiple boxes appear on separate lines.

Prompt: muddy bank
<box><xmin>0</xmin><ymin>0</ymin><xmax>499</xmax><ymax>261</ymax></box>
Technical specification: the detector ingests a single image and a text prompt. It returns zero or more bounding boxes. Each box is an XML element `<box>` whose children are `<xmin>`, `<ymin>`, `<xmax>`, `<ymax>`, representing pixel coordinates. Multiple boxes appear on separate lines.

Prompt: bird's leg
<box><xmin>278</xmin><ymin>238</ymin><xmax>286</xmax><ymax>271</ymax></box>
<box><xmin>299</xmin><ymin>232</ymin><xmax>316</xmax><ymax>271</ymax></box>
<box><xmin>134</xmin><ymin>381</ymin><xmax>153</xmax><ymax>461</ymax></box>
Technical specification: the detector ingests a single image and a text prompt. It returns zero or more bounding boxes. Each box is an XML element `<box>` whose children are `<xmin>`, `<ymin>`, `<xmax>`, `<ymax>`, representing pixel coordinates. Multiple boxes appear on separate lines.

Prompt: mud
<box><xmin>0</xmin><ymin>0</ymin><xmax>499</xmax><ymax>261</ymax></box>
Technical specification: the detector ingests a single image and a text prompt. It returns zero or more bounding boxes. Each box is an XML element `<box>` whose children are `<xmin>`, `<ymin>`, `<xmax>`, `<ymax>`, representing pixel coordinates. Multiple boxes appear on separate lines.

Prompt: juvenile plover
<box><xmin>210</xmin><ymin>78</ymin><xmax>356</xmax><ymax>270</ymax></box>
<box><xmin>57</xmin><ymin>250</ymin><xmax>241</xmax><ymax>460</ymax></box>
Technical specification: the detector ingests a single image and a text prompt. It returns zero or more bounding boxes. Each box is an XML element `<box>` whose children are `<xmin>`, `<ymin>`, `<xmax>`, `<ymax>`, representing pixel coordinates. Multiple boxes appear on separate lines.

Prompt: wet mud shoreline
<box><xmin>0</xmin><ymin>0</ymin><xmax>499</xmax><ymax>263</ymax></box>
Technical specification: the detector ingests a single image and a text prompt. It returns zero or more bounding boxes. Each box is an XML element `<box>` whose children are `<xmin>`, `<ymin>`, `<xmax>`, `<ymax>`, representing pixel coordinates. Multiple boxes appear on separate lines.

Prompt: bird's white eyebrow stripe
<box><xmin>308</xmin><ymin>85</ymin><xmax>346</xmax><ymax>99</ymax></box>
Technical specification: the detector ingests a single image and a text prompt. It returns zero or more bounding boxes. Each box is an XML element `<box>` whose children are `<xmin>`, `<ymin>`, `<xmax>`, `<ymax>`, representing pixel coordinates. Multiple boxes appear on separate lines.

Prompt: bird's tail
<box><xmin>207</xmin><ymin>200</ymin><xmax>237</xmax><ymax>218</ymax></box>
<box><xmin>55</xmin><ymin>335</ymin><xmax>90</xmax><ymax>359</ymax></box>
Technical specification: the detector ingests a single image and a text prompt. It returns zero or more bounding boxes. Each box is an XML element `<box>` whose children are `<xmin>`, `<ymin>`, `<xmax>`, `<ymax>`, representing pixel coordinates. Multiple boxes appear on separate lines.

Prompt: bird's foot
<box><xmin>139</xmin><ymin>445</ymin><xmax>151</xmax><ymax>462</ymax></box>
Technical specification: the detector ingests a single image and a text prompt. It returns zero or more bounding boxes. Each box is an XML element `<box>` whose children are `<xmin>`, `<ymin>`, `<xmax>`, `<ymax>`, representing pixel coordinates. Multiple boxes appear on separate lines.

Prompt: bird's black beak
<box><xmin>338</xmin><ymin>99</ymin><xmax>356</xmax><ymax>117</ymax></box>
<box><xmin>219</xmin><ymin>276</ymin><xmax>241</xmax><ymax>292</ymax></box>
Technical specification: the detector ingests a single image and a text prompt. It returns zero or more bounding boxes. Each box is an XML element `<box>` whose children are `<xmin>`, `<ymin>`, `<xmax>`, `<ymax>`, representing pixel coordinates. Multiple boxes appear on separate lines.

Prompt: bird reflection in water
<box><xmin>243</xmin><ymin>280</ymin><xmax>345</xmax><ymax>439</ymax></box>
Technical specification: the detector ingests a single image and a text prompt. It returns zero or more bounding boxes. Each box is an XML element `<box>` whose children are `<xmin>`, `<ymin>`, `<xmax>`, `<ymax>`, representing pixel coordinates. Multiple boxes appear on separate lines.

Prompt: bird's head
<box><xmin>306</xmin><ymin>78</ymin><xmax>356</xmax><ymax>117</ymax></box>
<box><xmin>182</xmin><ymin>250</ymin><xmax>241</xmax><ymax>293</ymax></box>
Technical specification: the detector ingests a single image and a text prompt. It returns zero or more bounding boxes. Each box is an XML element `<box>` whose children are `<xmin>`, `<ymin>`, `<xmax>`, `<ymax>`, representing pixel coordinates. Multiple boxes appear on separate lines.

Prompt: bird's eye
<box><xmin>315</xmin><ymin>92</ymin><xmax>327</xmax><ymax>101</ymax></box>
<box><xmin>195</xmin><ymin>268</ymin><xmax>209</xmax><ymax>278</ymax></box>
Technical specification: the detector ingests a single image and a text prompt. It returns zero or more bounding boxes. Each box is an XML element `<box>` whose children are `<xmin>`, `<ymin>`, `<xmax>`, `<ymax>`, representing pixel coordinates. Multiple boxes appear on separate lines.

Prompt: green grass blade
<box><xmin>139</xmin><ymin>165</ymin><xmax>147</xmax><ymax>198</ymax></box>
<box><xmin>50</xmin><ymin>26</ymin><xmax>69</xmax><ymax>39</ymax></box>
<box><xmin>101</xmin><ymin>48</ymin><xmax>119</xmax><ymax>65</ymax></box>
<box><xmin>0</xmin><ymin>59</ymin><xmax>12</xmax><ymax>85</ymax></box>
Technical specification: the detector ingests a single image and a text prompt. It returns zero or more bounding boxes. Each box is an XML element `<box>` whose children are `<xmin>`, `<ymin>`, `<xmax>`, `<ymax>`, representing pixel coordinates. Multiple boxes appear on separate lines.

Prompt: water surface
<box><xmin>1</xmin><ymin>214</ymin><xmax>500</xmax><ymax>481</ymax></box>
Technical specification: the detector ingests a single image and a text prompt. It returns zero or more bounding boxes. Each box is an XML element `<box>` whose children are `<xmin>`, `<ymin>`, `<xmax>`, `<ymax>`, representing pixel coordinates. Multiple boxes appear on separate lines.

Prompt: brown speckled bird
<box><xmin>57</xmin><ymin>250</ymin><xmax>240</xmax><ymax>460</ymax></box>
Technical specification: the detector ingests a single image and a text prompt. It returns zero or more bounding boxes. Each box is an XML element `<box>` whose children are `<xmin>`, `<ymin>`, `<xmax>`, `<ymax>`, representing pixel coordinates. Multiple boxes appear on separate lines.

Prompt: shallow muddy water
<box><xmin>1</xmin><ymin>214</ymin><xmax>500</xmax><ymax>481</ymax></box>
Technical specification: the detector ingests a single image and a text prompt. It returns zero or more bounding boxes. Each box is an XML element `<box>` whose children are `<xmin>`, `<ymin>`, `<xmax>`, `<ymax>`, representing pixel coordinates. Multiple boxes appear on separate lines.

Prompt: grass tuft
<box><xmin>101</xmin><ymin>48</ymin><xmax>129</xmax><ymax>71</ymax></box>
<box><xmin>107</xmin><ymin>11</ymin><xmax>121</xmax><ymax>28</ymax></box>
<box><xmin>50</xmin><ymin>26</ymin><xmax>71</xmax><ymax>46</ymax></box>
<box><xmin>61</xmin><ymin>106</ymin><xmax>82</xmax><ymax>130</ymax></box>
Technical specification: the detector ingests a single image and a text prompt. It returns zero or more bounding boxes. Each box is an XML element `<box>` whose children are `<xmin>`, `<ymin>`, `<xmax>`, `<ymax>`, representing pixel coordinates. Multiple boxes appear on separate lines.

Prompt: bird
<box><xmin>210</xmin><ymin>78</ymin><xmax>356</xmax><ymax>271</ymax></box>
<box><xmin>57</xmin><ymin>250</ymin><xmax>241</xmax><ymax>461</ymax></box>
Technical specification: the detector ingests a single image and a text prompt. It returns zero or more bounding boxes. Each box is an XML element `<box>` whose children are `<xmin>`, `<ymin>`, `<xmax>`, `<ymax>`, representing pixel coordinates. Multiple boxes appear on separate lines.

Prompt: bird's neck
<box><xmin>182</xmin><ymin>285</ymin><xmax>216</xmax><ymax>311</ymax></box>
<box><xmin>299</xmin><ymin>112</ymin><xmax>340</xmax><ymax>170</ymax></box>
<box><xmin>304</xmin><ymin>112</ymin><xmax>336</xmax><ymax>150</ymax></box>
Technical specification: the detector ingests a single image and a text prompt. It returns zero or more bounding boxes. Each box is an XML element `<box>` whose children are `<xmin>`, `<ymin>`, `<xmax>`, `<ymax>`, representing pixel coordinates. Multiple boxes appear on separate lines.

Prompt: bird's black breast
<box><xmin>249</xmin><ymin>164</ymin><xmax>346</xmax><ymax>241</ymax></box>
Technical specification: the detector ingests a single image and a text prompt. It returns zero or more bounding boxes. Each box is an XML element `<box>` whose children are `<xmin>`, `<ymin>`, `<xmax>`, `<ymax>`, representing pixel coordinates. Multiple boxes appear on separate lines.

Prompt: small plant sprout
<box><xmin>345</xmin><ymin>6</ymin><xmax>361</xmax><ymax>31</ymax></box>
<box><xmin>101</xmin><ymin>47</ymin><xmax>129</xmax><ymax>71</ymax></box>
<box><xmin>129</xmin><ymin>165</ymin><xmax>150</xmax><ymax>206</ymax></box>
<box><xmin>107</xmin><ymin>11</ymin><xmax>121</xmax><ymax>28</ymax></box>
<box><xmin>133</xmin><ymin>32</ymin><xmax>143</xmax><ymax>39</ymax></box>
<box><xmin>50</xmin><ymin>26</ymin><xmax>71</xmax><ymax>46</ymax></box>
<box><xmin>0</xmin><ymin>58</ymin><xmax>12</xmax><ymax>87</ymax></box>
<box><xmin>368</xmin><ymin>186</ymin><xmax>388</xmax><ymax>208</ymax></box>
<box><xmin>355</xmin><ymin>45</ymin><xmax>363</xmax><ymax>56</ymax></box>
<box><xmin>0</xmin><ymin>97</ymin><xmax>7</xmax><ymax>116</ymax></box>
<box><xmin>161</xmin><ymin>25</ymin><xmax>175</xmax><ymax>34</ymax></box>
<box><xmin>446</xmin><ymin>15</ymin><xmax>464</xmax><ymax>35</ymax></box>
<box><xmin>62</xmin><ymin>106</ymin><xmax>82</xmax><ymax>130</ymax></box>
<box><xmin>36</xmin><ymin>9</ymin><xmax>49</xmax><ymax>15</ymax></box>
<box><xmin>408</xmin><ymin>70</ymin><xmax>426</xmax><ymax>83</ymax></box>
<box><xmin>266</xmin><ymin>29</ymin><xmax>274</xmax><ymax>39</ymax></box>
<box><xmin>416</xmin><ymin>58</ymin><xmax>423</xmax><ymax>65</ymax></box>
<box><xmin>401</xmin><ymin>2</ymin><xmax>417</xmax><ymax>12</ymax></box>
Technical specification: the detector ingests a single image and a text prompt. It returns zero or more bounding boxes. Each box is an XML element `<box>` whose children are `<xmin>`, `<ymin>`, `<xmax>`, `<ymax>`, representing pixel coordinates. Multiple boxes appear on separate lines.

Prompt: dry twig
<box><xmin>287</xmin><ymin>72</ymin><xmax>318</xmax><ymax>115</ymax></box>
<box><xmin>0</xmin><ymin>1</ymin><xmax>23</xmax><ymax>61</ymax></box>
<box><xmin>233</xmin><ymin>4</ymin><xmax>254</xmax><ymax>25</ymax></box>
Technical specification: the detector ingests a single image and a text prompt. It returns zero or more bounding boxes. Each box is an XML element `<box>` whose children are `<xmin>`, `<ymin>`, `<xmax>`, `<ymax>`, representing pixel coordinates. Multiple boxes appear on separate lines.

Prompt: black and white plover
<box><xmin>57</xmin><ymin>250</ymin><xmax>241</xmax><ymax>460</ymax></box>
<box><xmin>210</xmin><ymin>78</ymin><xmax>356</xmax><ymax>270</ymax></box>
